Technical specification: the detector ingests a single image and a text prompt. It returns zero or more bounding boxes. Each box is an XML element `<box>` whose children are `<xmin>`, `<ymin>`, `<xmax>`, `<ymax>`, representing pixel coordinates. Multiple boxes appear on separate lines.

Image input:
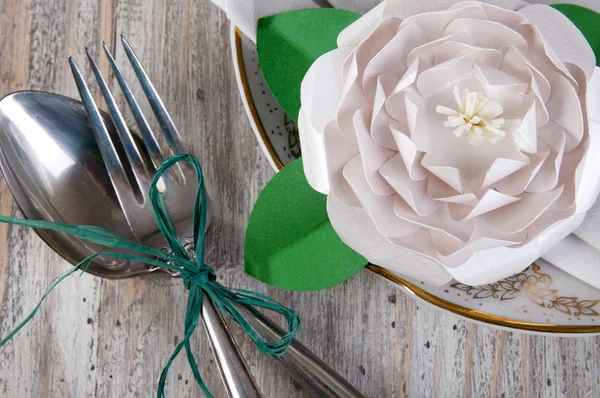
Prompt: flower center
<box><xmin>436</xmin><ymin>87</ymin><xmax>518</xmax><ymax>146</ymax></box>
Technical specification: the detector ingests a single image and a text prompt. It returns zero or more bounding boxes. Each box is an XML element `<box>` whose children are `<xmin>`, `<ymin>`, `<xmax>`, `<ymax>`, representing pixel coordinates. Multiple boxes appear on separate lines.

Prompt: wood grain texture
<box><xmin>1</xmin><ymin>1</ymin><xmax>600</xmax><ymax>397</ymax></box>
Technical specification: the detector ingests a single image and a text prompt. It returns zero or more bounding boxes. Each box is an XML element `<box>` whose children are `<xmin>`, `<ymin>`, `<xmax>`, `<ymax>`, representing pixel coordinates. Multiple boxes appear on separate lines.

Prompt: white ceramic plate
<box><xmin>231</xmin><ymin>26</ymin><xmax>600</xmax><ymax>335</ymax></box>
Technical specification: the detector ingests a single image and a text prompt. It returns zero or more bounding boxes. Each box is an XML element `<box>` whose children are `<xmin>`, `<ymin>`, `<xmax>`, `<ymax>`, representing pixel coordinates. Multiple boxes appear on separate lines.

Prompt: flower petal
<box><xmin>552</xmin><ymin>139</ymin><xmax>586</xmax><ymax>213</ymax></box>
<box><xmin>429</xmin><ymin>219</ymin><xmax>525</xmax><ymax>259</ymax></box>
<box><xmin>525</xmin><ymin>122</ymin><xmax>565</xmax><ymax>194</ymax></box>
<box><xmin>416</xmin><ymin>54</ymin><xmax>480</xmax><ymax>98</ymax></box>
<box><xmin>353</xmin><ymin>108</ymin><xmax>396</xmax><ymax>195</ymax></box>
<box><xmin>398</xmin><ymin>4</ymin><xmax>487</xmax><ymax>41</ymax></box>
<box><xmin>363</xmin><ymin>24</ymin><xmax>426</xmax><ymax>98</ymax></box>
<box><xmin>323</xmin><ymin>120</ymin><xmax>361</xmax><ymax>207</ymax></box>
<box><xmin>434</xmin><ymin>42</ymin><xmax>503</xmax><ymax>68</ymax></box>
<box><xmin>449</xmin><ymin>1</ymin><xmax>528</xmax><ymax>27</ymax></box>
<box><xmin>514</xmin><ymin>95</ymin><xmax>537</xmax><ymax>153</ymax></box>
<box><xmin>352</xmin><ymin>17</ymin><xmax>402</xmax><ymax>77</ymax></box>
<box><xmin>385</xmin><ymin>60</ymin><xmax>426</xmax><ymax>136</ymax></box>
<box><xmin>545</xmin><ymin>70</ymin><xmax>584</xmax><ymax>152</ymax></box>
<box><xmin>327</xmin><ymin>193</ymin><xmax>453</xmax><ymax>286</ymax></box>
<box><xmin>500</xmin><ymin>45</ymin><xmax>551</xmax><ymax>104</ymax></box>
<box><xmin>416</xmin><ymin>53</ymin><xmax>526</xmax><ymax>99</ymax></box>
<box><xmin>443</xmin><ymin>18</ymin><xmax>528</xmax><ymax>54</ymax></box>
<box><xmin>337</xmin><ymin>2</ymin><xmax>386</xmax><ymax>48</ymax></box>
<box><xmin>395</xmin><ymin>198</ymin><xmax>475</xmax><ymax>242</ymax></box>
<box><xmin>371</xmin><ymin>74</ymin><xmax>401</xmax><ymax>149</ymax></box>
<box><xmin>344</xmin><ymin>156</ymin><xmax>420</xmax><ymax>237</ymax></box>
<box><xmin>298</xmin><ymin>110</ymin><xmax>329</xmax><ymax>193</ymax></box>
<box><xmin>445</xmin><ymin>213</ymin><xmax>584</xmax><ymax>285</ymax></box>
<box><xmin>485</xmin><ymin>185</ymin><xmax>564</xmax><ymax>233</ymax></box>
<box><xmin>337</xmin><ymin>57</ymin><xmax>369</xmax><ymax>141</ymax></box>
<box><xmin>520</xmin><ymin>208</ymin><xmax>575</xmax><ymax>246</ymax></box>
<box><xmin>448</xmin><ymin>189</ymin><xmax>520</xmax><ymax>221</ymax></box>
<box><xmin>428</xmin><ymin>176</ymin><xmax>479</xmax><ymax>205</ymax></box>
<box><xmin>494</xmin><ymin>148</ymin><xmax>549</xmax><ymax>196</ymax></box>
<box><xmin>300</xmin><ymin>47</ymin><xmax>354</xmax><ymax>134</ymax></box>
<box><xmin>406</xmin><ymin>31</ymin><xmax>475</xmax><ymax>67</ymax></box>
<box><xmin>551</xmin><ymin>63</ymin><xmax>591</xmax><ymax>213</ymax></box>
<box><xmin>514</xmin><ymin>23</ymin><xmax>578</xmax><ymax>88</ymax></box>
<box><xmin>382</xmin><ymin>0</ymin><xmax>527</xmax><ymax>23</ymax></box>
<box><xmin>380</xmin><ymin>154</ymin><xmax>439</xmax><ymax>216</ymax></box>
<box><xmin>518</xmin><ymin>4</ymin><xmax>596</xmax><ymax>81</ymax></box>
<box><xmin>337</xmin><ymin>18</ymin><xmax>401</xmax><ymax>140</ymax></box>
<box><xmin>501</xmin><ymin>63</ymin><xmax>550</xmax><ymax>127</ymax></box>
<box><xmin>422</xmin><ymin>161</ymin><xmax>464</xmax><ymax>193</ymax></box>
<box><xmin>391</xmin><ymin>126</ymin><xmax>428</xmax><ymax>180</ymax></box>
<box><xmin>299</xmin><ymin>47</ymin><xmax>354</xmax><ymax>193</ymax></box>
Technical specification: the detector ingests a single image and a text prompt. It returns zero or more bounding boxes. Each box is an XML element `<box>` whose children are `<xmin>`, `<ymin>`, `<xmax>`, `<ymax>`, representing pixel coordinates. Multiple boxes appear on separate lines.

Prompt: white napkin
<box><xmin>530</xmin><ymin>0</ymin><xmax>600</xmax><ymax>13</ymax></box>
<box><xmin>211</xmin><ymin>0</ymin><xmax>383</xmax><ymax>42</ymax></box>
<box><xmin>543</xmin><ymin>175</ymin><xmax>600</xmax><ymax>290</ymax></box>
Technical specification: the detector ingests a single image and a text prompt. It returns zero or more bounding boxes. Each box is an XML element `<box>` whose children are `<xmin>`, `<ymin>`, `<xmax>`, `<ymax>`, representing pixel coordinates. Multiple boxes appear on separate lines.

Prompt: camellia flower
<box><xmin>298</xmin><ymin>0</ymin><xmax>600</xmax><ymax>285</ymax></box>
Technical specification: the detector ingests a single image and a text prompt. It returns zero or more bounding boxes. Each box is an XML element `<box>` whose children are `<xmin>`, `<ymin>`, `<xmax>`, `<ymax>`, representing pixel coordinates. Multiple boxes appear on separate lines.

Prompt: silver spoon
<box><xmin>0</xmin><ymin>91</ymin><xmax>364</xmax><ymax>397</ymax></box>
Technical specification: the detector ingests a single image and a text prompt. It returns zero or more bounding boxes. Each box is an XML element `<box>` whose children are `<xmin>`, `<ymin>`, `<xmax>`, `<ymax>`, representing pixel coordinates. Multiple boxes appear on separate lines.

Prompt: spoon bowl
<box><xmin>0</xmin><ymin>91</ymin><xmax>151</xmax><ymax>278</ymax></box>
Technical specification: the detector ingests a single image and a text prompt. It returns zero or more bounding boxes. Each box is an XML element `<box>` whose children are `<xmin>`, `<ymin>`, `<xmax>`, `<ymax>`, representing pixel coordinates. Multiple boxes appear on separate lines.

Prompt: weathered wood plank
<box><xmin>1</xmin><ymin>1</ymin><xmax>600</xmax><ymax>397</ymax></box>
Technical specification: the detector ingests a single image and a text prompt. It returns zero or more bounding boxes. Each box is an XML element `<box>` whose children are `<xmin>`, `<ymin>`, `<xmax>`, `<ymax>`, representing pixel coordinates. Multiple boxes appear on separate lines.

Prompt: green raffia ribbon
<box><xmin>0</xmin><ymin>153</ymin><xmax>300</xmax><ymax>398</ymax></box>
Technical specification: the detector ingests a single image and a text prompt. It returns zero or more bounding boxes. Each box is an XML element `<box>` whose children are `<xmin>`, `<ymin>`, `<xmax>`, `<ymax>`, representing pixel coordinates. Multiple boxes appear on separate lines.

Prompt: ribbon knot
<box><xmin>0</xmin><ymin>154</ymin><xmax>300</xmax><ymax>398</ymax></box>
<box><xmin>182</xmin><ymin>266</ymin><xmax>216</xmax><ymax>289</ymax></box>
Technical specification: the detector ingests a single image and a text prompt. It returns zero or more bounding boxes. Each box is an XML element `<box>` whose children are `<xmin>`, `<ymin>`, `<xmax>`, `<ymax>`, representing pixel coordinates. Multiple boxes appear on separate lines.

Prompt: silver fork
<box><xmin>69</xmin><ymin>36</ymin><xmax>262</xmax><ymax>398</ymax></box>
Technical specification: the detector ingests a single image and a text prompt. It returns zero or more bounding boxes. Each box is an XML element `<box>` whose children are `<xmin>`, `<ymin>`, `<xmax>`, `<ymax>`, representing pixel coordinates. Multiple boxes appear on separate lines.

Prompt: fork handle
<box><xmin>232</xmin><ymin>303</ymin><xmax>365</xmax><ymax>398</ymax></box>
<box><xmin>201</xmin><ymin>294</ymin><xmax>263</xmax><ymax>398</ymax></box>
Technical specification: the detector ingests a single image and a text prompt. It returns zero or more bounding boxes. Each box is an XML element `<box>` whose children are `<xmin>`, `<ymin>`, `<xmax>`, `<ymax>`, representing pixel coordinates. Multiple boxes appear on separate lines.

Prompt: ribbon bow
<box><xmin>0</xmin><ymin>154</ymin><xmax>300</xmax><ymax>398</ymax></box>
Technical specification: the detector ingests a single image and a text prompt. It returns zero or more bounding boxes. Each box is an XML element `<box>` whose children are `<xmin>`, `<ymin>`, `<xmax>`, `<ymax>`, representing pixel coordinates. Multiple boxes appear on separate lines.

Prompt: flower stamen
<box><xmin>436</xmin><ymin>87</ymin><xmax>519</xmax><ymax>145</ymax></box>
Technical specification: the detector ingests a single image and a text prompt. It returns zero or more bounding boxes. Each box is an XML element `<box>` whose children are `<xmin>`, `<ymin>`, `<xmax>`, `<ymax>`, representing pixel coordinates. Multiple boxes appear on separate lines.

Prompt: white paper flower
<box><xmin>299</xmin><ymin>0</ymin><xmax>600</xmax><ymax>285</ymax></box>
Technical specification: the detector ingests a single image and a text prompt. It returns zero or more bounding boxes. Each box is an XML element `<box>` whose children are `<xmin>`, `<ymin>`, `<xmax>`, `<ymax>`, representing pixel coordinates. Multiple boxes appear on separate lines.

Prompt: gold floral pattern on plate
<box><xmin>451</xmin><ymin>264</ymin><xmax>600</xmax><ymax>317</ymax></box>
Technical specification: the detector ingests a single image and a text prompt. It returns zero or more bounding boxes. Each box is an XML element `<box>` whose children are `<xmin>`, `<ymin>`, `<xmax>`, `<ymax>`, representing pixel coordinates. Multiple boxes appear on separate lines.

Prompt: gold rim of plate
<box><xmin>234</xmin><ymin>28</ymin><xmax>600</xmax><ymax>334</ymax></box>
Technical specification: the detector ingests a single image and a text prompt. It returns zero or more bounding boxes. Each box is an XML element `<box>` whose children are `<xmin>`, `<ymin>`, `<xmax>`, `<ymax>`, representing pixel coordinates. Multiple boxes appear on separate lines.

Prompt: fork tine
<box><xmin>120</xmin><ymin>36</ymin><xmax>186</xmax><ymax>156</ymax></box>
<box><xmin>85</xmin><ymin>48</ymin><xmax>151</xmax><ymax>192</ymax></box>
<box><xmin>69</xmin><ymin>56</ymin><xmax>136</xmax><ymax>205</ymax></box>
<box><xmin>102</xmin><ymin>42</ymin><xmax>165</xmax><ymax>171</ymax></box>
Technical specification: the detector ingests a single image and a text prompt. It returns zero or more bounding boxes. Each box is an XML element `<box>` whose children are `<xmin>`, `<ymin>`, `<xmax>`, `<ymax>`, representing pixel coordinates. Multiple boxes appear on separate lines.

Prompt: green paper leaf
<box><xmin>553</xmin><ymin>4</ymin><xmax>600</xmax><ymax>65</ymax></box>
<box><xmin>257</xmin><ymin>8</ymin><xmax>361</xmax><ymax>122</ymax></box>
<box><xmin>245</xmin><ymin>159</ymin><xmax>367</xmax><ymax>291</ymax></box>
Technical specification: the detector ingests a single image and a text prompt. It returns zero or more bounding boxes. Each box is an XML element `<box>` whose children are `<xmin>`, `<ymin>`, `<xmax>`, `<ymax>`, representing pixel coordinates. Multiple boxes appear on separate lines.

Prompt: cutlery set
<box><xmin>0</xmin><ymin>37</ymin><xmax>362</xmax><ymax>397</ymax></box>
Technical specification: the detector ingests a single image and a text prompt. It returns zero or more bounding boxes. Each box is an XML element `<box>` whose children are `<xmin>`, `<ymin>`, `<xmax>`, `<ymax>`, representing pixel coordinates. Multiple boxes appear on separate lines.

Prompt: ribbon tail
<box><xmin>0</xmin><ymin>256</ymin><xmax>95</xmax><ymax>347</ymax></box>
<box><xmin>183</xmin><ymin>287</ymin><xmax>209</xmax><ymax>396</ymax></box>
<box><xmin>158</xmin><ymin>286</ymin><xmax>212</xmax><ymax>398</ymax></box>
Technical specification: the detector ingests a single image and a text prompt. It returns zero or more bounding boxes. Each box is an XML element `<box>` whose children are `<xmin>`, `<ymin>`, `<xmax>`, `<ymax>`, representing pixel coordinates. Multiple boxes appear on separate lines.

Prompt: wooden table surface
<box><xmin>1</xmin><ymin>1</ymin><xmax>600</xmax><ymax>397</ymax></box>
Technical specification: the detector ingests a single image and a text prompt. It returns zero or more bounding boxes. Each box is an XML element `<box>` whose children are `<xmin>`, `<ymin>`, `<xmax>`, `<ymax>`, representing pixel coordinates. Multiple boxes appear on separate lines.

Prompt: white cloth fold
<box><xmin>543</xmin><ymin>193</ymin><xmax>600</xmax><ymax>290</ymax></box>
<box><xmin>211</xmin><ymin>0</ymin><xmax>383</xmax><ymax>42</ymax></box>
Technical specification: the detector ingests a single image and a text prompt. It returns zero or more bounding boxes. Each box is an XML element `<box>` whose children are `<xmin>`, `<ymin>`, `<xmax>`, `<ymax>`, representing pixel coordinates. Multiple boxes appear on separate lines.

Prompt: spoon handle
<box><xmin>233</xmin><ymin>303</ymin><xmax>365</xmax><ymax>398</ymax></box>
<box><xmin>201</xmin><ymin>294</ymin><xmax>263</xmax><ymax>398</ymax></box>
